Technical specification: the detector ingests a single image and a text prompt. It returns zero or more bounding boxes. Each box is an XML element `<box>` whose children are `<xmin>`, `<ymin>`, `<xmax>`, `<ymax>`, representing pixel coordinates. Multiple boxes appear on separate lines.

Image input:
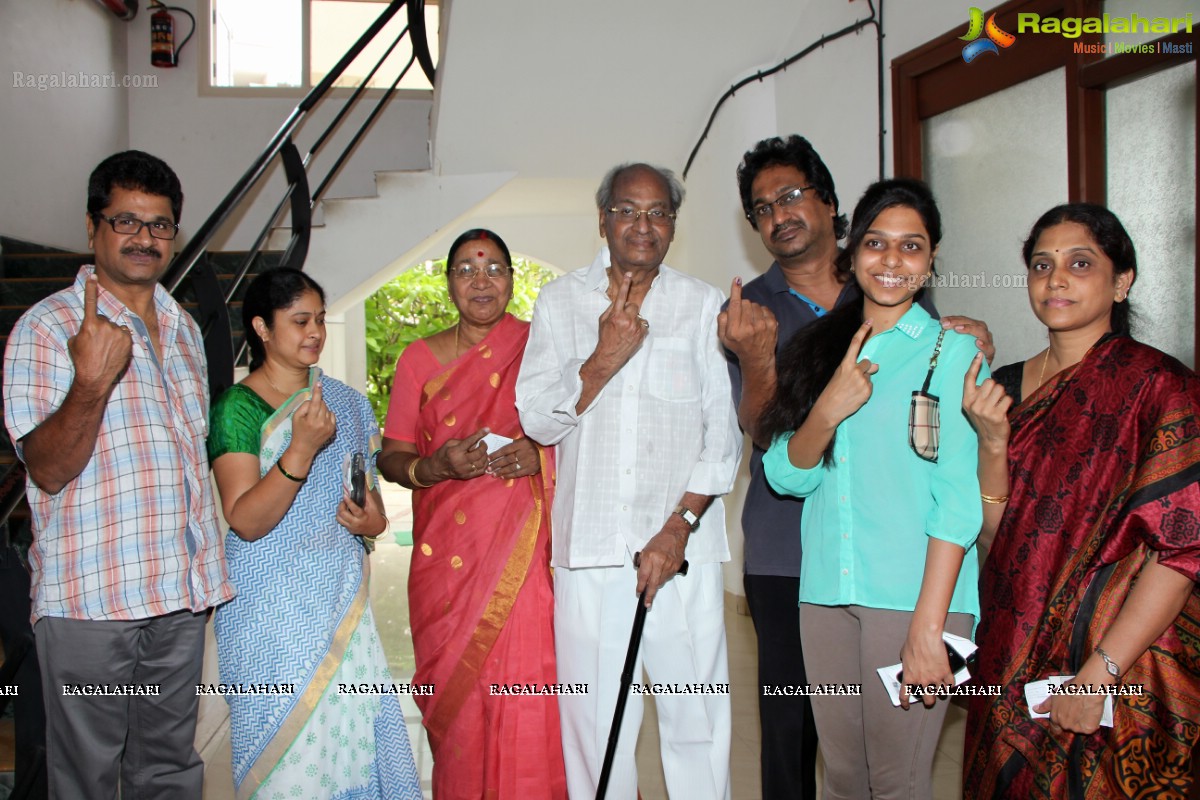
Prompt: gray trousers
<box><xmin>799</xmin><ymin>604</ymin><xmax>973</xmax><ymax>800</ymax></box>
<box><xmin>35</xmin><ymin>609</ymin><xmax>207</xmax><ymax>800</ymax></box>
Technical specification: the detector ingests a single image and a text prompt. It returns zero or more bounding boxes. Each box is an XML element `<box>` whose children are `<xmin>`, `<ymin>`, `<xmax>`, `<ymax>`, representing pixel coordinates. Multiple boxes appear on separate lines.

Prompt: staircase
<box><xmin>0</xmin><ymin>235</ymin><xmax>283</xmax><ymax>462</ymax></box>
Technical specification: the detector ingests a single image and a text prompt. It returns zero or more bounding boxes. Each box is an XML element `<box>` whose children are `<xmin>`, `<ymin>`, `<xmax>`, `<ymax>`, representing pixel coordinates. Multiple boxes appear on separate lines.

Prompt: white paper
<box><xmin>480</xmin><ymin>432</ymin><xmax>514</xmax><ymax>454</ymax></box>
<box><xmin>877</xmin><ymin>631</ymin><xmax>979</xmax><ymax>707</ymax></box>
<box><xmin>1023</xmin><ymin>676</ymin><xmax>1114</xmax><ymax>726</ymax></box>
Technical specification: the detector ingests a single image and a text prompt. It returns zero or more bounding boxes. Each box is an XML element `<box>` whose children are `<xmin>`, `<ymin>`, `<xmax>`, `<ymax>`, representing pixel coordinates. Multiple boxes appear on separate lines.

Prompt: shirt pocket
<box><xmin>646</xmin><ymin>337</ymin><xmax>701</xmax><ymax>402</ymax></box>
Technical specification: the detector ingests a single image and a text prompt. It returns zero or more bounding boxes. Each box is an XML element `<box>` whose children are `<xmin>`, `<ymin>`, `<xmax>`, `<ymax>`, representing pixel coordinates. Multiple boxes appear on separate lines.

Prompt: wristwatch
<box><xmin>1095</xmin><ymin>646</ymin><xmax>1121</xmax><ymax>678</ymax></box>
<box><xmin>673</xmin><ymin>505</ymin><xmax>701</xmax><ymax>532</ymax></box>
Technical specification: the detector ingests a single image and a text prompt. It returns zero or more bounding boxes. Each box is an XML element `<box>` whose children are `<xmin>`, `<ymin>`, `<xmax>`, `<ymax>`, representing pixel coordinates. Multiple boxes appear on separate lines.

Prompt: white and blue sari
<box><xmin>209</xmin><ymin>370</ymin><xmax>421</xmax><ymax>800</ymax></box>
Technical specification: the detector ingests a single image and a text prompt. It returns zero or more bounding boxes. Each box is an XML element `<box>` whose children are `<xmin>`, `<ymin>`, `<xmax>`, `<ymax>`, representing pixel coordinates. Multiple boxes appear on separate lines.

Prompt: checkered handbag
<box><xmin>908</xmin><ymin>328</ymin><xmax>947</xmax><ymax>463</ymax></box>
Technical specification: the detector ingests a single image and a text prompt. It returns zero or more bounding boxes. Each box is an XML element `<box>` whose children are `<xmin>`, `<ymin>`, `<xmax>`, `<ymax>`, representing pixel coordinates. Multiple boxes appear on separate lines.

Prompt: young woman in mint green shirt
<box><xmin>760</xmin><ymin>178</ymin><xmax>987</xmax><ymax>799</ymax></box>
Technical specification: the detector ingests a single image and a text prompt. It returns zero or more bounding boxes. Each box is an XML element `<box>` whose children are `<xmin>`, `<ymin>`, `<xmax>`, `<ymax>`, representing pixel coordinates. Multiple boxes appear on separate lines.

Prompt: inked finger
<box><xmin>844</xmin><ymin>320</ymin><xmax>873</xmax><ymax>364</ymax></box>
<box><xmin>964</xmin><ymin>352</ymin><xmax>984</xmax><ymax>393</ymax></box>
<box><xmin>83</xmin><ymin>275</ymin><xmax>100</xmax><ymax>320</ymax></box>
<box><xmin>464</xmin><ymin>427</ymin><xmax>491</xmax><ymax>452</ymax></box>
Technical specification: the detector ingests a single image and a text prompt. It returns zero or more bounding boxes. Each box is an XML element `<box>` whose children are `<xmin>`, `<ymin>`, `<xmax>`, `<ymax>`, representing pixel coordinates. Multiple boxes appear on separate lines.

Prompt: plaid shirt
<box><xmin>3</xmin><ymin>266</ymin><xmax>233</xmax><ymax>622</ymax></box>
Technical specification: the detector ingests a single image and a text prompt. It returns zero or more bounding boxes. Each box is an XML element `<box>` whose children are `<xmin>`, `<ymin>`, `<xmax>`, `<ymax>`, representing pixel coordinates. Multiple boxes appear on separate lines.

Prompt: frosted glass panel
<box><xmin>1103</xmin><ymin>0</ymin><xmax>1196</xmax><ymax>50</ymax></box>
<box><xmin>923</xmin><ymin>69</ymin><xmax>1068</xmax><ymax>368</ymax></box>
<box><xmin>1107</xmin><ymin>61</ymin><xmax>1196</xmax><ymax>366</ymax></box>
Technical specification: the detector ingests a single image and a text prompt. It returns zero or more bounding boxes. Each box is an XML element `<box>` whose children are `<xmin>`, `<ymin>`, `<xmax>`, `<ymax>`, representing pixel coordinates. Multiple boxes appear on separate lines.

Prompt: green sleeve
<box><xmin>207</xmin><ymin>385</ymin><xmax>272</xmax><ymax>463</ymax></box>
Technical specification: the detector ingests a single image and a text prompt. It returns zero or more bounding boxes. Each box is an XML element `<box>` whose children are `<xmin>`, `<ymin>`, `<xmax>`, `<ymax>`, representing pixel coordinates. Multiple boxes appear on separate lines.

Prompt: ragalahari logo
<box><xmin>961</xmin><ymin>7</ymin><xmax>1017</xmax><ymax>62</ymax></box>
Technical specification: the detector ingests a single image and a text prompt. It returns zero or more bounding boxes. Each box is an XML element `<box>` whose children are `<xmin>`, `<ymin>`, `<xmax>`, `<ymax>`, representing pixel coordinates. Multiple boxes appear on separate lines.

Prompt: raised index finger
<box><xmin>83</xmin><ymin>274</ymin><xmax>99</xmax><ymax>321</ymax></box>
<box><xmin>613</xmin><ymin>271</ymin><xmax>633</xmax><ymax>310</ymax></box>
<box><xmin>726</xmin><ymin>278</ymin><xmax>743</xmax><ymax>325</ymax></box>
<box><xmin>843</xmin><ymin>320</ymin><xmax>873</xmax><ymax>364</ymax></box>
<box><xmin>963</xmin><ymin>351</ymin><xmax>984</xmax><ymax>393</ymax></box>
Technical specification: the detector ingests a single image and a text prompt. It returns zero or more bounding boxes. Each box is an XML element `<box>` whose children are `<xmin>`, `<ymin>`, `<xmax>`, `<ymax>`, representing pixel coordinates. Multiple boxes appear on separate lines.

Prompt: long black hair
<box><xmin>757</xmin><ymin>178</ymin><xmax>943</xmax><ymax>465</ymax></box>
<box><xmin>1021</xmin><ymin>203</ymin><xmax>1137</xmax><ymax>337</ymax></box>
<box><xmin>243</xmin><ymin>268</ymin><xmax>327</xmax><ymax>371</ymax></box>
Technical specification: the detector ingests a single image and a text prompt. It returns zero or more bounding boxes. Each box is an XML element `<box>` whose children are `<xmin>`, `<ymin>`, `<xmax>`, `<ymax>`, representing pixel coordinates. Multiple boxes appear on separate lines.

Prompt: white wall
<box><xmin>0</xmin><ymin>1</ymin><xmax>434</xmax><ymax>253</ymax></box>
<box><xmin>0</xmin><ymin>0</ymin><xmax>131</xmax><ymax>250</ymax></box>
<box><xmin>121</xmin><ymin>1</ymin><xmax>433</xmax><ymax>252</ymax></box>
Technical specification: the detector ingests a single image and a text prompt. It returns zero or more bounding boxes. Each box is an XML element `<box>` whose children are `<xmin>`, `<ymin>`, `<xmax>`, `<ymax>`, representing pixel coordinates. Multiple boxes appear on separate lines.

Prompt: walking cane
<box><xmin>594</xmin><ymin>552</ymin><xmax>689</xmax><ymax>800</ymax></box>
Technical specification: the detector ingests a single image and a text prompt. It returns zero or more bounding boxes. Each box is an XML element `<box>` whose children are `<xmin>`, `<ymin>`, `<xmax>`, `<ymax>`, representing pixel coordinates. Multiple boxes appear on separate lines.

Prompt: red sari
<box><xmin>964</xmin><ymin>336</ymin><xmax>1200</xmax><ymax>799</ymax></box>
<box><xmin>385</xmin><ymin>314</ymin><xmax>566</xmax><ymax>799</ymax></box>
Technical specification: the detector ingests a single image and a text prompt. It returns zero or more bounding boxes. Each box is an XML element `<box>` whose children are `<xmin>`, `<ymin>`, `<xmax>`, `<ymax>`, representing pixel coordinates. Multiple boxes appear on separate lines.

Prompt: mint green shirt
<box><xmin>762</xmin><ymin>304</ymin><xmax>987</xmax><ymax>621</ymax></box>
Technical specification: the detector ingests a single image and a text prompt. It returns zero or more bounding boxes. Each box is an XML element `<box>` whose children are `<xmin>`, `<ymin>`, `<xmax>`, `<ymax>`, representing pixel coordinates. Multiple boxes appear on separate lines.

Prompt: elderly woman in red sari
<box><xmin>961</xmin><ymin>204</ymin><xmax>1200</xmax><ymax>799</ymax></box>
<box><xmin>378</xmin><ymin>229</ymin><xmax>567</xmax><ymax>800</ymax></box>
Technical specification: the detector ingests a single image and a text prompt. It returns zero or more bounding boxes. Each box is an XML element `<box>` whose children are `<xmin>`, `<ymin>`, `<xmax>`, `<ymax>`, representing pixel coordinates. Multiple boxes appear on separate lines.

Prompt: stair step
<box><xmin>2</xmin><ymin>253</ymin><xmax>91</xmax><ymax>279</ymax></box>
<box><xmin>0</xmin><ymin>277</ymin><xmax>74</xmax><ymax>306</ymax></box>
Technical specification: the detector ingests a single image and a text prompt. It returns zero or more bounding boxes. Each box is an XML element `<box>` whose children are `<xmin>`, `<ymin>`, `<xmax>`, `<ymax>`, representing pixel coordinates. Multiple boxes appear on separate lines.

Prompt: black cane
<box><xmin>594</xmin><ymin>552</ymin><xmax>689</xmax><ymax>800</ymax></box>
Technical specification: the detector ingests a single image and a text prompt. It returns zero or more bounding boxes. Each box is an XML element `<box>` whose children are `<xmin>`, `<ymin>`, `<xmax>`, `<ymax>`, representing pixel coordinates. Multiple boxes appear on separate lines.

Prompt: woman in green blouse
<box><xmin>760</xmin><ymin>178</ymin><xmax>986</xmax><ymax>799</ymax></box>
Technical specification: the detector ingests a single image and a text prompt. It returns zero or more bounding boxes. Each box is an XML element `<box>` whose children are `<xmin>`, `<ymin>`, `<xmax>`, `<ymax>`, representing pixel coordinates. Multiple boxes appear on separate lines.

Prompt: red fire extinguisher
<box><xmin>150</xmin><ymin>1</ymin><xmax>195</xmax><ymax>69</ymax></box>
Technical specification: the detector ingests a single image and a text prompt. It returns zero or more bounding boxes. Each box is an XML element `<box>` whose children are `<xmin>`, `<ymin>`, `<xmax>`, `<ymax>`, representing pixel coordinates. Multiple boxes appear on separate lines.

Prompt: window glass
<box><xmin>212</xmin><ymin>0</ymin><xmax>303</xmax><ymax>88</ymax></box>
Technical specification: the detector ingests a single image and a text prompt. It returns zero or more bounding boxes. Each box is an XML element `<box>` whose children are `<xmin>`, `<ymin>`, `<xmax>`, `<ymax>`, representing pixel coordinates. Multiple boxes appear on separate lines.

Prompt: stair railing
<box><xmin>0</xmin><ymin>0</ymin><xmax>436</xmax><ymax>533</ymax></box>
<box><xmin>161</xmin><ymin>0</ymin><xmax>436</xmax><ymax>400</ymax></box>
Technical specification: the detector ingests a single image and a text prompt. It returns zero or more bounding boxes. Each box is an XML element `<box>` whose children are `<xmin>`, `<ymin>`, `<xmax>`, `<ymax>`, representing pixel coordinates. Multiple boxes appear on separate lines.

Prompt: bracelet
<box><xmin>276</xmin><ymin>459</ymin><xmax>307</xmax><ymax>482</ymax></box>
<box><xmin>366</xmin><ymin>514</ymin><xmax>390</xmax><ymax>540</ymax></box>
<box><xmin>407</xmin><ymin>457</ymin><xmax>433</xmax><ymax>489</ymax></box>
<box><xmin>980</xmin><ymin>493</ymin><xmax>1009</xmax><ymax>504</ymax></box>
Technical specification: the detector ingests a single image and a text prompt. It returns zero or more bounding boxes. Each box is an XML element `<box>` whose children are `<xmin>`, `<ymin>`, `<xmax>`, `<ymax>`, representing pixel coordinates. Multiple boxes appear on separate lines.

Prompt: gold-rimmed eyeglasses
<box><xmin>606</xmin><ymin>206</ymin><xmax>677</xmax><ymax>225</ymax></box>
<box><xmin>448</xmin><ymin>262</ymin><xmax>512</xmax><ymax>280</ymax></box>
<box><xmin>748</xmin><ymin>185</ymin><xmax>816</xmax><ymax>221</ymax></box>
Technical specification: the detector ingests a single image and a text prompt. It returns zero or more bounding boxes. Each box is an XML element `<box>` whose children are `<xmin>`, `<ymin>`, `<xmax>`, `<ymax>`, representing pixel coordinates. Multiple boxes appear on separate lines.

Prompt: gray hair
<box><xmin>595</xmin><ymin>163</ymin><xmax>686</xmax><ymax>213</ymax></box>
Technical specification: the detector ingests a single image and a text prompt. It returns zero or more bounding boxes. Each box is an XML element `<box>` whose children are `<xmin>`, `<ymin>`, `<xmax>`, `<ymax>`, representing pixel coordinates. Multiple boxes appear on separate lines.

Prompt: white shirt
<box><xmin>516</xmin><ymin>248</ymin><xmax>741</xmax><ymax>568</ymax></box>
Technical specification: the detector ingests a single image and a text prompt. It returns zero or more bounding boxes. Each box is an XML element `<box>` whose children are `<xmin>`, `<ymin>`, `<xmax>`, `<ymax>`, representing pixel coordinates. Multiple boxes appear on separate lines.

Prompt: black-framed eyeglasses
<box><xmin>92</xmin><ymin>213</ymin><xmax>179</xmax><ymax>240</ymax></box>
<box><xmin>448</xmin><ymin>262</ymin><xmax>512</xmax><ymax>280</ymax></box>
<box><xmin>606</xmin><ymin>206</ymin><xmax>677</xmax><ymax>225</ymax></box>
<box><xmin>748</xmin><ymin>185</ymin><xmax>815</xmax><ymax>221</ymax></box>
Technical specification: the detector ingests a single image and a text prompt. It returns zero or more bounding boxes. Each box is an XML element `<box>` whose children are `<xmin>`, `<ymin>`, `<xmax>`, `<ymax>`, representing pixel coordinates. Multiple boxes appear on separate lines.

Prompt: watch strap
<box><xmin>673</xmin><ymin>505</ymin><xmax>701</xmax><ymax>531</ymax></box>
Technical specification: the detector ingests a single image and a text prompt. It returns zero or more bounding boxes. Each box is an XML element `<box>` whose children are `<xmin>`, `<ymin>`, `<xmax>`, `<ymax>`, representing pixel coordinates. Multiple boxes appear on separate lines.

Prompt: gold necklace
<box><xmin>263</xmin><ymin>367</ymin><xmax>303</xmax><ymax>397</ymax></box>
<box><xmin>1038</xmin><ymin>348</ymin><xmax>1050</xmax><ymax>387</ymax></box>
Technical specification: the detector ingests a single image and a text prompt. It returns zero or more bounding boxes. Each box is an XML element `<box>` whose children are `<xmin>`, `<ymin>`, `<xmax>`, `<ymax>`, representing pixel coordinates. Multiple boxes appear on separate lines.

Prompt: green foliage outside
<box><xmin>364</xmin><ymin>256</ymin><xmax>558</xmax><ymax>426</ymax></box>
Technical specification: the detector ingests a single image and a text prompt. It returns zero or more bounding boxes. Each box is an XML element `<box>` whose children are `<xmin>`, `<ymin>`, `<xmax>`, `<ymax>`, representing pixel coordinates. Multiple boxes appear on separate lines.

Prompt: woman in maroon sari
<box><xmin>961</xmin><ymin>204</ymin><xmax>1200</xmax><ymax>799</ymax></box>
<box><xmin>378</xmin><ymin>229</ymin><xmax>567</xmax><ymax>799</ymax></box>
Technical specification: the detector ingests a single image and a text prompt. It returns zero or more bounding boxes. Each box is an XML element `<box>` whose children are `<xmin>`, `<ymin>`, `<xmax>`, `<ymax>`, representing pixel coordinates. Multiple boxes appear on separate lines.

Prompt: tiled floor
<box><xmin>199</xmin><ymin>585</ymin><xmax>967</xmax><ymax>799</ymax></box>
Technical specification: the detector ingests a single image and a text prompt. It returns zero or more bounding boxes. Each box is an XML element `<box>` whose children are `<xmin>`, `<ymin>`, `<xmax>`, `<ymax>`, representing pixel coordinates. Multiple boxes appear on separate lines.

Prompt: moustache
<box><xmin>770</xmin><ymin>221</ymin><xmax>806</xmax><ymax>241</ymax></box>
<box><xmin>120</xmin><ymin>245</ymin><xmax>161</xmax><ymax>259</ymax></box>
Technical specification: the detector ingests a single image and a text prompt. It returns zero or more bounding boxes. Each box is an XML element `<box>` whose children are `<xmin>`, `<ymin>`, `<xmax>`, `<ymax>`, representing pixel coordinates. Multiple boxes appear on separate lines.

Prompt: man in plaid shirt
<box><xmin>3</xmin><ymin>151</ymin><xmax>234</xmax><ymax>798</ymax></box>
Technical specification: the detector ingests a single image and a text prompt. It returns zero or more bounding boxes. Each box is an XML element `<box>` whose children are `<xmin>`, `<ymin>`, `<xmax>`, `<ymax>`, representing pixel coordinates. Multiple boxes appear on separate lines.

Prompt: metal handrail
<box><xmin>0</xmin><ymin>0</ymin><xmax>437</xmax><ymax>531</ymax></box>
<box><xmin>161</xmin><ymin>0</ymin><xmax>436</xmax><ymax>398</ymax></box>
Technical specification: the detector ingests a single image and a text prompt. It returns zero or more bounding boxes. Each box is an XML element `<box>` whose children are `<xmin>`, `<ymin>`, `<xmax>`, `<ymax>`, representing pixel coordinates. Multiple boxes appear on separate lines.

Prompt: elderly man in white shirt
<box><xmin>516</xmin><ymin>162</ymin><xmax>741</xmax><ymax>799</ymax></box>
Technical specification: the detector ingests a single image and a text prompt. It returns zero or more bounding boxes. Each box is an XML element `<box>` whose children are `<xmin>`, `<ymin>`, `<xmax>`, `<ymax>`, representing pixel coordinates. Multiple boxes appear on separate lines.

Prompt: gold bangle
<box><xmin>407</xmin><ymin>457</ymin><xmax>433</xmax><ymax>489</ymax></box>
<box><xmin>276</xmin><ymin>459</ymin><xmax>307</xmax><ymax>482</ymax></box>
<box><xmin>981</xmin><ymin>493</ymin><xmax>1009</xmax><ymax>504</ymax></box>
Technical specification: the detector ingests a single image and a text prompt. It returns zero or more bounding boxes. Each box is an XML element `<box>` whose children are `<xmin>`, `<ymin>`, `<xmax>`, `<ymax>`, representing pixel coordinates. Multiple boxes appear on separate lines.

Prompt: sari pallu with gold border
<box><xmin>214</xmin><ymin>371</ymin><xmax>420</xmax><ymax>799</ymax></box>
<box><xmin>964</xmin><ymin>336</ymin><xmax>1200</xmax><ymax>800</ymax></box>
<box><xmin>407</xmin><ymin>314</ymin><xmax>566</xmax><ymax>796</ymax></box>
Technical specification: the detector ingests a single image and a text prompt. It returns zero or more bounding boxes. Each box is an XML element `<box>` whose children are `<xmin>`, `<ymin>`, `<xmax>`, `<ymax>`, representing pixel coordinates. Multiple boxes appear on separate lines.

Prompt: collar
<box><xmin>585</xmin><ymin>247</ymin><xmax>669</xmax><ymax>293</ymax></box>
<box><xmin>73</xmin><ymin>265</ymin><xmax>178</xmax><ymax>325</ymax></box>
<box><xmin>891</xmin><ymin>302</ymin><xmax>935</xmax><ymax>340</ymax></box>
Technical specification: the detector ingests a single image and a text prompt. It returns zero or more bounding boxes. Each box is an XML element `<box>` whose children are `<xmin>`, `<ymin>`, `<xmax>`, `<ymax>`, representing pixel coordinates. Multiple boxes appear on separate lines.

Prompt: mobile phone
<box><xmin>349</xmin><ymin>453</ymin><xmax>366</xmax><ymax>507</ymax></box>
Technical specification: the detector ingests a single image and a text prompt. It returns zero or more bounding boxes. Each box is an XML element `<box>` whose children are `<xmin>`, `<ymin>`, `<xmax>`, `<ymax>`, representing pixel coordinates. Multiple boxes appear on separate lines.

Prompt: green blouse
<box><xmin>207</xmin><ymin>384</ymin><xmax>273</xmax><ymax>462</ymax></box>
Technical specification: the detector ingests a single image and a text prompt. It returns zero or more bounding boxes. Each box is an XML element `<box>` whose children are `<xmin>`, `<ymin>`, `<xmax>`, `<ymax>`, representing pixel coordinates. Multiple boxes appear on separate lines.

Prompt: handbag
<box><xmin>908</xmin><ymin>328</ymin><xmax>946</xmax><ymax>463</ymax></box>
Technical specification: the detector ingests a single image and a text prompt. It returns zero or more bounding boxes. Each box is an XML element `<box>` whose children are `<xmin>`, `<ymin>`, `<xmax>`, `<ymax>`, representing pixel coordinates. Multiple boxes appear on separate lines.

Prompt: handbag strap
<box><xmin>919</xmin><ymin>328</ymin><xmax>947</xmax><ymax>394</ymax></box>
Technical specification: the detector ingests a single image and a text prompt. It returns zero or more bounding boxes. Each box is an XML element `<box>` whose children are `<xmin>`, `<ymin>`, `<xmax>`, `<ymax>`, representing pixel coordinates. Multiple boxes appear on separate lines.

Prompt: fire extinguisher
<box><xmin>150</xmin><ymin>1</ymin><xmax>195</xmax><ymax>69</ymax></box>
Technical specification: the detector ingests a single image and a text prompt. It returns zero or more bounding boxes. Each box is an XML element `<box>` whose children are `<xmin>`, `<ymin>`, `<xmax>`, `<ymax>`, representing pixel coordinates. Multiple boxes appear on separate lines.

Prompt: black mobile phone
<box><xmin>349</xmin><ymin>453</ymin><xmax>366</xmax><ymax>507</ymax></box>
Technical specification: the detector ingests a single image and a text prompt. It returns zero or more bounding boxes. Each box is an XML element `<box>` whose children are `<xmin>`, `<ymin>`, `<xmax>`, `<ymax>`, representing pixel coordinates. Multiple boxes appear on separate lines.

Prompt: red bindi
<box><xmin>477</xmin><ymin>250</ymin><xmax>485</xmax><ymax>257</ymax></box>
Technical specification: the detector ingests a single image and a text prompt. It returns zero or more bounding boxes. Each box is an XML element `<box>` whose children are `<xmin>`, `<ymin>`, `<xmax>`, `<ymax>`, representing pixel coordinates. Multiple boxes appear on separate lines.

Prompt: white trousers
<box><xmin>554</xmin><ymin>553</ymin><xmax>731</xmax><ymax>800</ymax></box>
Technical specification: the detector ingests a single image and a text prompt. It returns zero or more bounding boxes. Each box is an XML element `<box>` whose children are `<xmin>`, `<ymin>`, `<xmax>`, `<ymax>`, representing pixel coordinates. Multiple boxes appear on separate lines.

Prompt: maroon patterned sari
<box><xmin>964</xmin><ymin>335</ymin><xmax>1200</xmax><ymax>799</ymax></box>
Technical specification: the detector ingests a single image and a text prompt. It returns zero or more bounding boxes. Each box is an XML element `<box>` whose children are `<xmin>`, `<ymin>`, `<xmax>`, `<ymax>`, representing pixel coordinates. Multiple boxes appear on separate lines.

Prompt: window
<box><xmin>210</xmin><ymin>0</ymin><xmax>437</xmax><ymax>91</ymax></box>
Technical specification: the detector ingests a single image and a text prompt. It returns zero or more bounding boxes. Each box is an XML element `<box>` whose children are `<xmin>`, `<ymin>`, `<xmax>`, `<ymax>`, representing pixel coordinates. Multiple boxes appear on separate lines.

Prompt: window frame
<box><xmin>198</xmin><ymin>0</ymin><xmax>436</xmax><ymax>99</ymax></box>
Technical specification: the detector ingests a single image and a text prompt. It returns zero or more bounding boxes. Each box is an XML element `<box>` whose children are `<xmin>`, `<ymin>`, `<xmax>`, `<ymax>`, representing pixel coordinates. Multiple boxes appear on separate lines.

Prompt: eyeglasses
<box><xmin>606</xmin><ymin>207</ymin><xmax>677</xmax><ymax>225</ymax></box>
<box><xmin>748</xmin><ymin>186</ymin><xmax>816</xmax><ymax>221</ymax></box>
<box><xmin>448</xmin><ymin>262</ymin><xmax>512</xmax><ymax>280</ymax></box>
<box><xmin>92</xmin><ymin>213</ymin><xmax>180</xmax><ymax>240</ymax></box>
